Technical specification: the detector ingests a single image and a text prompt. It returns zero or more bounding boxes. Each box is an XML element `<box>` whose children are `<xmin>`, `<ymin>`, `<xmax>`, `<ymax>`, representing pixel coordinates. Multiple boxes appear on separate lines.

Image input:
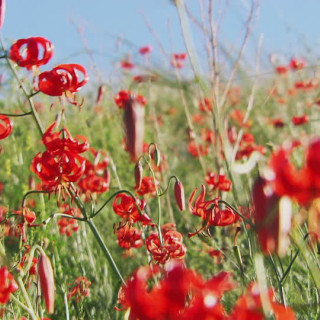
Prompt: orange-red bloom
<box><xmin>205</xmin><ymin>172</ymin><xmax>232</xmax><ymax>192</ymax></box>
<box><xmin>230</xmin><ymin>283</ymin><xmax>296</xmax><ymax>319</ymax></box>
<box><xmin>268</xmin><ymin>139</ymin><xmax>320</xmax><ymax>205</ymax></box>
<box><xmin>118</xmin><ymin>262</ymin><xmax>234</xmax><ymax>320</ymax></box>
<box><xmin>292</xmin><ymin>114</ymin><xmax>308</xmax><ymax>126</ymax></box>
<box><xmin>145</xmin><ymin>230</ymin><xmax>186</xmax><ymax>264</ymax></box>
<box><xmin>113</xmin><ymin>193</ymin><xmax>152</xmax><ymax>225</ymax></box>
<box><xmin>139</xmin><ymin>45</ymin><xmax>152</xmax><ymax>55</ymax></box>
<box><xmin>68</xmin><ymin>276</ymin><xmax>91</xmax><ymax>302</ymax></box>
<box><xmin>9</xmin><ymin>37</ymin><xmax>53</xmax><ymax>70</ymax></box>
<box><xmin>0</xmin><ymin>115</ymin><xmax>12</xmax><ymax>140</ymax></box>
<box><xmin>135</xmin><ymin>176</ymin><xmax>158</xmax><ymax>197</ymax></box>
<box><xmin>38</xmin><ymin>64</ymin><xmax>88</xmax><ymax>96</ymax></box>
<box><xmin>171</xmin><ymin>53</ymin><xmax>187</xmax><ymax>69</ymax></box>
<box><xmin>31</xmin><ymin>122</ymin><xmax>89</xmax><ymax>190</ymax></box>
<box><xmin>289</xmin><ymin>57</ymin><xmax>306</xmax><ymax>70</ymax></box>
<box><xmin>0</xmin><ymin>267</ymin><xmax>18</xmax><ymax>304</ymax></box>
<box><xmin>116</xmin><ymin>225</ymin><xmax>143</xmax><ymax>250</ymax></box>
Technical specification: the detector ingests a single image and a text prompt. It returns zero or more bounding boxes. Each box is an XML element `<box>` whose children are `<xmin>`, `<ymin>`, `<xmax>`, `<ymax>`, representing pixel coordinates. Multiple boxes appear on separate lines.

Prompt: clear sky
<box><xmin>2</xmin><ymin>1</ymin><xmax>320</xmax><ymax>81</ymax></box>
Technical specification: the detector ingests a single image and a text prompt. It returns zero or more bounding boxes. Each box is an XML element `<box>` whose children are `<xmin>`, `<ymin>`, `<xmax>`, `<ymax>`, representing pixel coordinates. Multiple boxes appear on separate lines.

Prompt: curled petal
<box><xmin>9</xmin><ymin>37</ymin><xmax>53</xmax><ymax>70</ymax></box>
<box><xmin>0</xmin><ymin>115</ymin><xmax>12</xmax><ymax>140</ymax></box>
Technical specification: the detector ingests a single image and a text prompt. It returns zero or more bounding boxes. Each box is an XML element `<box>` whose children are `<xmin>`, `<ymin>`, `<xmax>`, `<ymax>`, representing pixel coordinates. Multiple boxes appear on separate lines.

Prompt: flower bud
<box><xmin>96</xmin><ymin>84</ymin><xmax>105</xmax><ymax>105</ymax></box>
<box><xmin>174</xmin><ymin>179</ymin><xmax>185</xmax><ymax>211</ymax></box>
<box><xmin>124</xmin><ymin>95</ymin><xmax>145</xmax><ymax>162</ymax></box>
<box><xmin>38</xmin><ymin>252</ymin><xmax>55</xmax><ymax>314</ymax></box>
<box><xmin>134</xmin><ymin>160</ymin><xmax>143</xmax><ymax>189</ymax></box>
<box><xmin>153</xmin><ymin>146</ymin><xmax>161</xmax><ymax>167</ymax></box>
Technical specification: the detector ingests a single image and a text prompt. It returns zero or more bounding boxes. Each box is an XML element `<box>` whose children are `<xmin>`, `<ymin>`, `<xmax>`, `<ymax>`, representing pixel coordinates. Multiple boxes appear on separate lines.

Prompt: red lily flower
<box><xmin>0</xmin><ymin>115</ymin><xmax>12</xmax><ymax>140</ymax></box>
<box><xmin>188</xmin><ymin>185</ymin><xmax>237</xmax><ymax>237</ymax></box>
<box><xmin>113</xmin><ymin>193</ymin><xmax>152</xmax><ymax>225</ymax></box>
<box><xmin>289</xmin><ymin>57</ymin><xmax>306</xmax><ymax>70</ymax></box>
<box><xmin>187</xmin><ymin>140</ymin><xmax>209</xmax><ymax>158</ymax></box>
<box><xmin>171</xmin><ymin>53</ymin><xmax>187</xmax><ymax>69</ymax></box>
<box><xmin>9</xmin><ymin>37</ymin><xmax>54</xmax><ymax>70</ymax></box>
<box><xmin>199</xmin><ymin>97</ymin><xmax>213</xmax><ymax>112</ymax></box>
<box><xmin>68</xmin><ymin>277</ymin><xmax>91</xmax><ymax>302</ymax></box>
<box><xmin>268</xmin><ymin>140</ymin><xmax>319</xmax><ymax>205</ymax></box>
<box><xmin>31</xmin><ymin>122</ymin><xmax>89</xmax><ymax>191</ymax></box>
<box><xmin>145</xmin><ymin>230</ymin><xmax>187</xmax><ymax>264</ymax></box>
<box><xmin>38</xmin><ymin>64</ymin><xmax>88</xmax><ymax>96</ymax></box>
<box><xmin>139</xmin><ymin>45</ymin><xmax>152</xmax><ymax>55</ymax></box>
<box><xmin>57</xmin><ymin>204</ymin><xmax>81</xmax><ymax>236</ymax></box>
<box><xmin>230</xmin><ymin>282</ymin><xmax>296</xmax><ymax>320</ymax></box>
<box><xmin>135</xmin><ymin>176</ymin><xmax>158</xmax><ymax>197</ymax></box>
<box><xmin>275</xmin><ymin>65</ymin><xmax>288</xmax><ymax>75</ymax></box>
<box><xmin>121</xmin><ymin>60</ymin><xmax>135</xmax><ymax>70</ymax></box>
<box><xmin>205</xmin><ymin>172</ymin><xmax>232</xmax><ymax>192</ymax></box>
<box><xmin>42</xmin><ymin>122</ymin><xmax>89</xmax><ymax>154</ymax></box>
<box><xmin>0</xmin><ymin>267</ymin><xmax>18</xmax><ymax>304</ymax></box>
<box><xmin>32</xmin><ymin>151</ymin><xmax>86</xmax><ymax>188</ymax></box>
<box><xmin>292</xmin><ymin>114</ymin><xmax>308</xmax><ymax>126</ymax></box>
<box><xmin>78</xmin><ymin>149</ymin><xmax>110</xmax><ymax>195</ymax></box>
<box><xmin>118</xmin><ymin>262</ymin><xmax>234</xmax><ymax>320</ymax></box>
<box><xmin>114</xmin><ymin>90</ymin><xmax>147</xmax><ymax>108</ymax></box>
<box><xmin>116</xmin><ymin>225</ymin><xmax>143</xmax><ymax>250</ymax></box>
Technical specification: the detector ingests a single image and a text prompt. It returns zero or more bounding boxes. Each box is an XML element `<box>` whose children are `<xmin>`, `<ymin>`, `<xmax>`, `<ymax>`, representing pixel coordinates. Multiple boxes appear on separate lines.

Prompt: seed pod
<box><xmin>153</xmin><ymin>146</ymin><xmax>161</xmax><ymax>167</ymax></box>
<box><xmin>38</xmin><ymin>252</ymin><xmax>55</xmax><ymax>314</ymax></box>
<box><xmin>174</xmin><ymin>179</ymin><xmax>185</xmax><ymax>211</ymax></box>
<box><xmin>124</xmin><ymin>95</ymin><xmax>145</xmax><ymax>162</ymax></box>
<box><xmin>134</xmin><ymin>160</ymin><xmax>143</xmax><ymax>189</ymax></box>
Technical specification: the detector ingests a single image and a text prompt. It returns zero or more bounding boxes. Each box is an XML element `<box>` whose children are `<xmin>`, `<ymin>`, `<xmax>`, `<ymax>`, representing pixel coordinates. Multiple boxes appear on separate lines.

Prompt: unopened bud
<box><xmin>134</xmin><ymin>161</ymin><xmax>143</xmax><ymax>189</ymax></box>
<box><xmin>38</xmin><ymin>252</ymin><xmax>55</xmax><ymax>314</ymax></box>
<box><xmin>174</xmin><ymin>179</ymin><xmax>185</xmax><ymax>211</ymax></box>
<box><xmin>153</xmin><ymin>146</ymin><xmax>161</xmax><ymax>167</ymax></box>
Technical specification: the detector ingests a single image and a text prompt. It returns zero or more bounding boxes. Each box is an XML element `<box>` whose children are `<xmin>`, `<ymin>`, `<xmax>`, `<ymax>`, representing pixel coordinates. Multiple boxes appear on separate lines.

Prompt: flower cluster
<box><xmin>9</xmin><ymin>36</ymin><xmax>88</xmax><ymax>103</ymax></box>
<box><xmin>0</xmin><ymin>267</ymin><xmax>18</xmax><ymax>304</ymax></box>
<box><xmin>31</xmin><ymin>122</ymin><xmax>89</xmax><ymax>192</ymax></box>
<box><xmin>68</xmin><ymin>276</ymin><xmax>91</xmax><ymax>302</ymax></box>
<box><xmin>268</xmin><ymin>138</ymin><xmax>320</xmax><ymax>205</ymax></box>
<box><xmin>205</xmin><ymin>172</ymin><xmax>232</xmax><ymax>192</ymax></box>
<box><xmin>118</xmin><ymin>262</ymin><xmax>234</xmax><ymax>320</ymax></box>
<box><xmin>78</xmin><ymin>148</ymin><xmax>110</xmax><ymax>196</ymax></box>
<box><xmin>145</xmin><ymin>224</ymin><xmax>186</xmax><ymax>264</ymax></box>
<box><xmin>188</xmin><ymin>185</ymin><xmax>237</xmax><ymax>237</ymax></box>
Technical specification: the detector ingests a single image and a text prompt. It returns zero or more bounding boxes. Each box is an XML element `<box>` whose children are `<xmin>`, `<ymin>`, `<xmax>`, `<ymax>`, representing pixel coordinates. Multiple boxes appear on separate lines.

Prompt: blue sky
<box><xmin>3</xmin><ymin>1</ymin><xmax>320</xmax><ymax>80</ymax></box>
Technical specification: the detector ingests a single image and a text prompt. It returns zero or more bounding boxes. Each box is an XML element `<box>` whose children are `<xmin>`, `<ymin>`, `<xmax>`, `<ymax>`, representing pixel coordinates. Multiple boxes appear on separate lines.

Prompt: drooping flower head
<box><xmin>0</xmin><ymin>267</ymin><xmax>18</xmax><ymax>304</ymax></box>
<box><xmin>0</xmin><ymin>115</ymin><xmax>13</xmax><ymax>140</ymax></box>
<box><xmin>188</xmin><ymin>185</ymin><xmax>237</xmax><ymax>237</ymax></box>
<box><xmin>9</xmin><ymin>37</ymin><xmax>54</xmax><ymax>70</ymax></box>
<box><xmin>118</xmin><ymin>262</ymin><xmax>234</xmax><ymax>320</ymax></box>
<box><xmin>38</xmin><ymin>64</ymin><xmax>88</xmax><ymax>97</ymax></box>
<box><xmin>31</xmin><ymin>122</ymin><xmax>89</xmax><ymax>192</ymax></box>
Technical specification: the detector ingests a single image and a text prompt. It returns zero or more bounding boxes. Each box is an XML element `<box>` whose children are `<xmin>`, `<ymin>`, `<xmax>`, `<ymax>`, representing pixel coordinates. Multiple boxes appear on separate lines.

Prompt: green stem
<box><xmin>21</xmin><ymin>190</ymin><xmax>50</xmax><ymax>208</ymax></box>
<box><xmin>16</xmin><ymin>277</ymin><xmax>38</xmax><ymax>320</ymax></box>
<box><xmin>86</xmin><ymin>219</ymin><xmax>126</xmax><ymax>286</ymax></box>
<box><xmin>11</xmin><ymin>294</ymin><xmax>37</xmax><ymax>320</ymax></box>
<box><xmin>280</xmin><ymin>249</ymin><xmax>300</xmax><ymax>284</ymax></box>
<box><xmin>0</xmin><ymin>112</ymin><xmax>33</xmax><ymax>117</ymax></box>
<box><xmin>144</xmin><ymin>153</ymin><xmax>163</xmax><ymax>245</ymax></box>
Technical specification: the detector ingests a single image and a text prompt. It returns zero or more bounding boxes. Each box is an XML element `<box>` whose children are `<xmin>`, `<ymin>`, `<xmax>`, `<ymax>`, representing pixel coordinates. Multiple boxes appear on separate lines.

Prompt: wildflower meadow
<box><xmin>0</xmin><ymin>1</ymin><xmax>320</xmax><ymax>319</ymax></box>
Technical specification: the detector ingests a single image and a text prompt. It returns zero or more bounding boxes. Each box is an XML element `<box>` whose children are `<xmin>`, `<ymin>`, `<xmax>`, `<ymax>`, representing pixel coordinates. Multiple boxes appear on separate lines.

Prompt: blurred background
<box><xmin>3</xmin><ymin>1</ymin><xmax>320</xmax><ymax>81</ymax></box>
